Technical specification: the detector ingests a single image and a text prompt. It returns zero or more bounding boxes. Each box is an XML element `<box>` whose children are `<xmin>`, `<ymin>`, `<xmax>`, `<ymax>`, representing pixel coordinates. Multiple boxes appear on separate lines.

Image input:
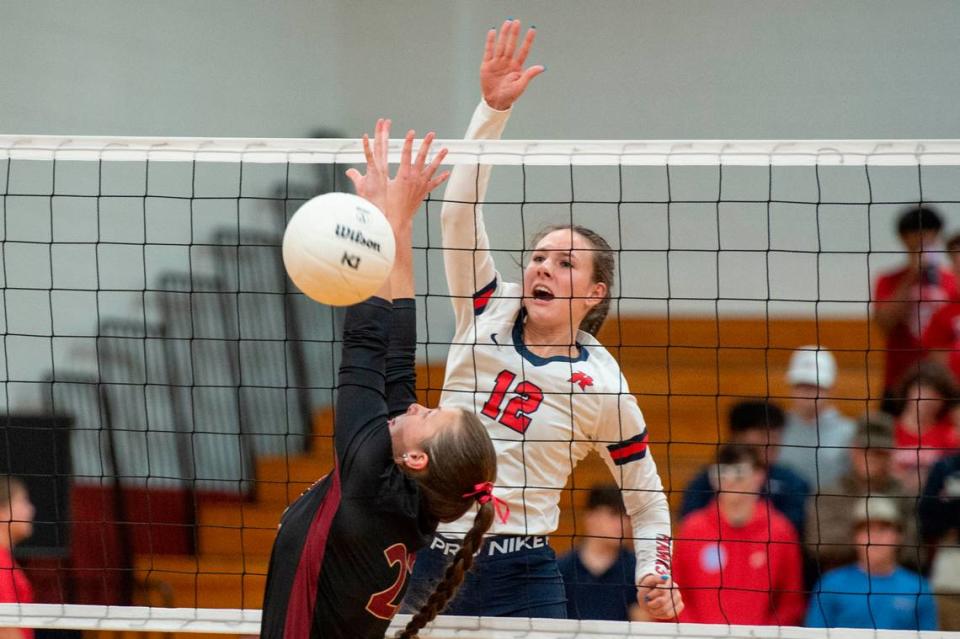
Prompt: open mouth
<box><xmin>532</xmin><ymin>285</ymin><xmax>555</xmax><ymax>302</ymax></box>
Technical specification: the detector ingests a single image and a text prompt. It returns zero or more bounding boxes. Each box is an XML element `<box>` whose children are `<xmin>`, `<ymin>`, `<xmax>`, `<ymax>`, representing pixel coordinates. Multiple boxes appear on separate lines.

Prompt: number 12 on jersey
<box><xmin>481</xmin><ymin>369</ymin><xmax>544</xmax><ymax>434</ymax></box>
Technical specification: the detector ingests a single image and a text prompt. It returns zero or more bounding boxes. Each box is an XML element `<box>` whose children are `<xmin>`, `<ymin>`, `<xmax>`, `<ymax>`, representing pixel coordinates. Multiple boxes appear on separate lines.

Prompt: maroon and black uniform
<box><xmin>260</xmin><ymin>298</ymin><xmax>437</xmax><ymax>639</ymax></box>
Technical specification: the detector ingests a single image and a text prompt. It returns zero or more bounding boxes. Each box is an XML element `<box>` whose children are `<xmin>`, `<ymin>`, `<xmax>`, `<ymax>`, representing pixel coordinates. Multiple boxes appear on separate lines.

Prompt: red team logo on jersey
<box><xmin>568</xmin><ymin>371</ymin><xmax>593</xmax><ymax>390</ymax></box>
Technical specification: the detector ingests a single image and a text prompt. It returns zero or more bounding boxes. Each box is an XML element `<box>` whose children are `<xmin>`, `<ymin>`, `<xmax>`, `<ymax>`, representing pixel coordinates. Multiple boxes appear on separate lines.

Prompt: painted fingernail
<box><xmin>661</xmin><ymin>574</ymin><xmax>670</xmax><ymax>580</ymax></box>
<box><xmin>507</xmin><ymin>17</ymin><xmax>513</xmax><ymax>21</ymax></box>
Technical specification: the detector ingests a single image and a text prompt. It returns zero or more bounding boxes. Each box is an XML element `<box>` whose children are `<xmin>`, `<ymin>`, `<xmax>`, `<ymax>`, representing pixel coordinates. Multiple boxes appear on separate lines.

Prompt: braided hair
<box><xmin>395</xmin><ymin>504</ymin><xmax>494</xmax><ymax>638</ymax></box>
<box><xmin>528</xmin><ymin>224</ymin><xmax>615</xmax><ymax>337</ymax></box>
<box><xmin>395</xmin><ymin>409</ymin><xmax>497</xmax><ymax>637</ymax></box>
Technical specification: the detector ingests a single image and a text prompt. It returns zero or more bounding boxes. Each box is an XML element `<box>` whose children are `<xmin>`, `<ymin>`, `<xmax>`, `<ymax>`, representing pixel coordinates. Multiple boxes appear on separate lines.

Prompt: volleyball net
<box><xmin>1</xmin><ymin>135</ymin><xmax>959</xmax><ymax>636</ymax></box>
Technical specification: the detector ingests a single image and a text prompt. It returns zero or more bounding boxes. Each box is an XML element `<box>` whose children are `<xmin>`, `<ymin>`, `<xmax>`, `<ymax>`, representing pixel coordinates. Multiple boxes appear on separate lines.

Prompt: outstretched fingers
<box><xmin>426</xmin><ymin>168</ymin><xmax>450</xmax><ymax>193</ymax></box>
<box><xmin>494</xmin><ymin>19</ymin><xmax>511</xmax><ymax>58</ymax></box>
<box><xmin>360</xmin><ymin>132</ymin><xmax>374</xmax><ymax>172</ymax></box>
<box><xmin>515</xmin><ymin>26</ymin><xmax>536</xmax><ymax>65</ymax></box>
<box><xmin>408</xmin><ymin>132</ymin><xmax>448</xmax><ymax>194</ymax></box>
<box><xmin>483</xmin><ymin>28</ymin><xmax>496</xmax><ymax>62</ymax></box>
<box><xmin>344</xmin><ymin>167</ymin><xmax>362</xmax><ymax>192</ymax></box>
<box><xmin>374</xmin><ymin>118</ymin><xmax>391</xmax><ymax>172</ymax></box>
<box><xmin>503</xmin><ymin>19</ymin><xmax>520</xmax><ymax>59</ymax></box>
<box><xmin>521</xmin><ymin>64</ymin><xmax>546</xmax><ymax>86</ymax></box>
<box><xmin>423</xmin><ymin>147</ymin><xmax>449</xmax><ymax>190</ymax></box>
<box><xmin>400</xmin><ymin>129</ymin><xmax>415</xmax><ymax>173</ymax></box>
<box><xmin>344</xmin><ymin>132</ymin><xmax>373</xmax><ymax>193</ymax></box>
<box><xmin>345</xmin><ymin>119</ymin><xmax>394</xmax><ymax>209</ymax></box>
<box><xmin>479</xmin><ymin>19</ymin><xmax>542</xmax><ymax>111</ymax></box>
<box><xmin>414</xmin><ymin>131</ymin><xmax>435</xmax><ymax>171</ymax></box>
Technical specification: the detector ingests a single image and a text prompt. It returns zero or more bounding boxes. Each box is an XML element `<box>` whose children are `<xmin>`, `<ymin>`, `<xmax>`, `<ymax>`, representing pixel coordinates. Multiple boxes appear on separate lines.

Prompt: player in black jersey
<box><xmin>260</xmin><ymin>120</ymin><xmax>503</xmax><ymax>639</ymax></box>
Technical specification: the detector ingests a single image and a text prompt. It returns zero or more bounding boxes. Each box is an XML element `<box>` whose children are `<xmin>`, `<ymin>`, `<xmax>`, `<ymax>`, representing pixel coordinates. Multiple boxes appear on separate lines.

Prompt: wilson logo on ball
<box><xmin>335</xmin><ymin>224</ymin><xmax>383</xmax><ymax>253</ymax></box>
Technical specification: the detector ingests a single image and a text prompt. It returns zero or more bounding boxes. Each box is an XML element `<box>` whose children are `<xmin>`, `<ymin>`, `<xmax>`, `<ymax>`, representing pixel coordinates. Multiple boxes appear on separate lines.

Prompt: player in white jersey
<box><xmin>402</xmin><ymin>20</ymin><xmax>683</xmax><ymax>620</ymax></box>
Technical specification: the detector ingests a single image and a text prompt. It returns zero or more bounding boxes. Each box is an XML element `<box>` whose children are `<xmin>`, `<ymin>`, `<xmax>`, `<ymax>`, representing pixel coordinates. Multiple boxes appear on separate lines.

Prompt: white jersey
<box><xmin>437</xmin><ymin>100</ymin><xmax>672</xmax><ymax>581</ymax></box>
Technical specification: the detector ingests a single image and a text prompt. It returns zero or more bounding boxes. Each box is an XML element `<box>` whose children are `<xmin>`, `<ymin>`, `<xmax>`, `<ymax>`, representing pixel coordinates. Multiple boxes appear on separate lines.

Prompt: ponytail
<box><xmin>395</xmin><ymin>504</ymin><xmax>495</xmax><ymax>639</ymax></box>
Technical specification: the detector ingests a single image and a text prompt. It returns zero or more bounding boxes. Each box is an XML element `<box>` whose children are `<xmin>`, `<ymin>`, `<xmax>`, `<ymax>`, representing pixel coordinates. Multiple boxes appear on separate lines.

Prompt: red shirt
<box><xmin>922</xmin><ymin>301</ymin><xmax>960</xmax><ymax>381</ymax></box>
<box><xmin>874</xmin><ymin>265</ymin><xmax>956</xmax><ymax>391</ymax></box>
<box><xmin>893</xmin><ymin>418</ymin><xmax>959</xmax><ymax>485</ymax></box>
<box><xmin>673</xmin><ymin>501</ymin><xmax>806</xmax><ymax>626</ymax></box>
<box><xmin>0</xmin><ymin>546</ymin><xmax>33</xmax><ymax>639</ymax></box>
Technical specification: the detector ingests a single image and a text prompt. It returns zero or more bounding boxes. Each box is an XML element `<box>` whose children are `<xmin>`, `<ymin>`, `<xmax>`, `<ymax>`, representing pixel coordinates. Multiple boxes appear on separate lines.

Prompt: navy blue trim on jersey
<box><xmin>473</xmin><ymin>277</ymin><xmax>498</xmax><ymax>316</ymax></box>
<box><xmin>606</xmin><ymin>431</ymin><xmax>649</xmax><ymax>465</ymax></box>
<box><xmin>511</xmin><ymin>309</ymin><xmax>589</xmax><ymax>367</ymax></box>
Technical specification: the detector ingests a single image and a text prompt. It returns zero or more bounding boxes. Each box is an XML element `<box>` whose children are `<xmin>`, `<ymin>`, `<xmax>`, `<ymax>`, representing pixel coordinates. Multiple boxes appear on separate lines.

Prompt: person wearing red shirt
<box><xmin>923</xmin><ymin>233</ymin><xmax>960</xmax><ymax>382</ymax></box>
<box><xmin>891</xmin><ymin>362</ymin><xmax>960</xmax><ymax>493</ymax></box>
<box><xmin>673</xmin><ymin>444</ymin><xmax>806</xmax><ymax>626</ymax></box>
<box><xmin>0</xmin><ymin>477</ymin><xmax>35</xmax><ymax>639</ymax></box>
<box><xmin>874</xmin><ymin>206</ymin><xmax>955</xmax><ymax>413</ymax></box>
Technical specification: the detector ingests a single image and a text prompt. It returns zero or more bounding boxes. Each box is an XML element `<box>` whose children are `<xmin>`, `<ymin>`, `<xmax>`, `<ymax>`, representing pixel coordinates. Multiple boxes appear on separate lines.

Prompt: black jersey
<box><xmin>260</xmin><ymin>298</ymin><xmax>437</xmax><ymax>639</ymax></box>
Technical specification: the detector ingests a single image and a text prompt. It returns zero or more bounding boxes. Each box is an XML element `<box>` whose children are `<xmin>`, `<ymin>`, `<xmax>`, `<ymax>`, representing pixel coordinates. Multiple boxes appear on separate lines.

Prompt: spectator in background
<box><xmin>0</xmin><ymin>476</ymin><xmax>35</xmax><ymax>639</ymax></box>
<box><xmin>891</xmin><ymin>362</ymin><xmax>960</xmax><ymax>493</ymax></box>
<box><xmin>557</xmin><ymin>484</ymin><xmax>638</xmax><ymax>621</ymax></box>
<box><xmin>923</xmin><ymin>232</ymin><xmax>960</xmax><ymax>382</ymax></box>
<box><xmin>681</xmin><ymin>400</ymin><xmax>809</xmax><ymax>537</ymax></box>
<box><xmin>673</xmin><ymin>444</ymin><xmax>806</xmax><ymax>626</ymax></box>
<box><xmin>874</xmin><ymin>205</ymin><xmax>955</xmax><ymax>413</ymax></box>
<box><xmin>778</xmin><ymin>346</ymin><xmax>856</xmax><ymax>491</ymax></box>
<box><xmin>806</xmin><ymin>413</ymin><xmax>919</xmax><ymax>575</ymax></box>
<box><xmin>919</xmin><ymin>449</ymin><xmax>960</xmax><ymax>629</ymax></box>
<box><xmin>806</xmin><ymin>496</ymin><xmax>937</xmax><ymax>630</ymax></box>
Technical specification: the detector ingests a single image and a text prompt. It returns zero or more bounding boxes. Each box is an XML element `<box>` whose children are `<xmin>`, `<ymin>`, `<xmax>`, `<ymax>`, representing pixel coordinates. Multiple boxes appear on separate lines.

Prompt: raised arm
<box><xmin>336</xmin><ymin>121</ymin><xmax>448</xmax><ymax>457</ymax></box>
<box><xmin>384</xmin><ymin>131</ymin><xmax>448</xmax><ymax>415</ymax></box>
<box><xmin>443</xmin><ymin>21</ymin><xmax>543</xmax><ymax>332</ymax></box>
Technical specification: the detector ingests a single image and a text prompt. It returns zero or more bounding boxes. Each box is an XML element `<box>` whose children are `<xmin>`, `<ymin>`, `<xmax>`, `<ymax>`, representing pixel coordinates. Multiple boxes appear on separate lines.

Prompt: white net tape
<box><xmin>3</xmin><ymin>135</ymin><xmax>960</xmax><ymax>166</ymax></box>
<box><xmin>0</xmin><ymin>606</ymin><xmax>955</xmax><ymax>638</ymax></box>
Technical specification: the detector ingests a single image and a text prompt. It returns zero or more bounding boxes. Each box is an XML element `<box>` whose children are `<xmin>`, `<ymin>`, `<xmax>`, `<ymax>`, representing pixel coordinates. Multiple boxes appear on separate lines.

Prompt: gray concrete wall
<box><xmin>3</xmin><ymin>1</ymin><xmax>959</xmax><ymax>139</ymax></box>
<box><xmin>2</xmin><ymin>1</ymin><xmax>960</xmax><ymax>411</ymax></box>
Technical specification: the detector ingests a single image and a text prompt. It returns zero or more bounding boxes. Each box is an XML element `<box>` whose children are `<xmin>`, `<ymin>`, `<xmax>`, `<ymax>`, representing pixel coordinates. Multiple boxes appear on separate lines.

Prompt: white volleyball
<box><xmin>282</xmin><ymin>192</ymin><xmax>396</xmax><ymax>306</ymax></box>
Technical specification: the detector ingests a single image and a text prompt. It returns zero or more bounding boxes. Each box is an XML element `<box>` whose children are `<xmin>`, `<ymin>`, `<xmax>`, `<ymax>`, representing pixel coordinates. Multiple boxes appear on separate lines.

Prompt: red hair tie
<box><xmin>462</xmin><ymin>481</ymin><xmax>510</xmax><ymax>524</ymax></box>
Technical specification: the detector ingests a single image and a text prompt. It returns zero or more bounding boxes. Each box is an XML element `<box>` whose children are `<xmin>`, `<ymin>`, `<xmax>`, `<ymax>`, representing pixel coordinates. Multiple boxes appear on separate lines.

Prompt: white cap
<box><xmin>851</xmin><ymin>496</ymin><xmax>902</xmax><ymax>529</ymax></box>
<box><xmin>786</xmin><ymin>345</ymin><xmax>837</xmax><ymax>389</ymax></box>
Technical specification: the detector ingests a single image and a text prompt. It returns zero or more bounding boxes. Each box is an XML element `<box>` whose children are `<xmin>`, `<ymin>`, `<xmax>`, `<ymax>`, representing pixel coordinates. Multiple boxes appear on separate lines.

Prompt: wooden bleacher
<box><xmin>108</xmin><ymin>316</ymin><xmax>883</xmax><ymax>639</ymax></box>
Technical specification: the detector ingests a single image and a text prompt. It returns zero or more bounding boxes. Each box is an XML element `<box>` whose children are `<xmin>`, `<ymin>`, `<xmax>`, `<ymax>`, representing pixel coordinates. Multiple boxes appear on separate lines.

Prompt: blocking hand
<box><xmin>480</xmin><ymin>19</ymin><xmax>544</xmax><ymax>111</ymax></box>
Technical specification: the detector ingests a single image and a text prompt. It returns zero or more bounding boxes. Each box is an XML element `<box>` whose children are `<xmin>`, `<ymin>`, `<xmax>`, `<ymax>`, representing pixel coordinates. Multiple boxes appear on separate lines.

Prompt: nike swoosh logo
<box><xmin>490</xmin><ymin>333</ymin><xmax>499</xmax><ymax>346</ymax></box>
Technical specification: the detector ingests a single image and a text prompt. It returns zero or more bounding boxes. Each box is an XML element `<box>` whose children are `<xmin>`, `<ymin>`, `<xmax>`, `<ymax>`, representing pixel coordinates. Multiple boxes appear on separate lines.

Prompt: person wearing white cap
<box><xmin>806</xmin><ymin>496</ymin><xmax>937</xmax><ymax>630</ymax></box>
<box><xmin>778</xmin><ymin>346</ymin><xmax>856</xmax><ymax>490</ymax></box>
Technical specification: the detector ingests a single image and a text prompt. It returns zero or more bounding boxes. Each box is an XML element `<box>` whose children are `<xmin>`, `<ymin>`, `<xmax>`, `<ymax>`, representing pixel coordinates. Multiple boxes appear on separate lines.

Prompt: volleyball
<box><xmin>282</xmin><ymin>192</ymin><xmax>396</xmax><ymax>306</ymax></box>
